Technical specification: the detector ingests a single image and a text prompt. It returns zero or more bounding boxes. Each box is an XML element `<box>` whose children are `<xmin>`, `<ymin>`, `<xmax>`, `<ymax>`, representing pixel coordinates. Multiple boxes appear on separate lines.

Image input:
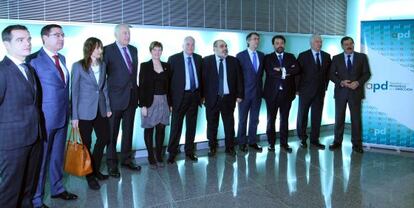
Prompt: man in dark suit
<box><xmin>236</xmin><ymin>32</ymin><xmax>264</xmax><ymax>153</ymax></box>
<box><xmin>167</xmin><ymin>36</ymin><xmax>202</xmax><ymax>164</ymax></box>
<box><xmin>263</xmin><ymin>35</ymin><xmax>300</xmax><ymax>153</ymax></box>
<box><xmin>27</xmin><ymin>24</ymin><xmax>77</xmax><ymax>207</ymax></box>
<box><xmin>329</xmin><ymin>36</ymin><xmax>371</xmax><ymax>153</ymax></box>
<box><xmin>296</xmin><ymin>34</ymin><xmax>332</xmax><ymax>149</ymax></box>
<box><xmin>202</xmin><ymin>40</ymin><xmax>244</xmax><ymax>157</ymax></box>
<box><xmin>104</xmin><ymin>24</ymin><xmax>141</xmax><ymax>177</ymax></box>
<box><xmin>0</xmin><ymin>24</ymin><xmax>43</xmax><ymax>208</ymax></box>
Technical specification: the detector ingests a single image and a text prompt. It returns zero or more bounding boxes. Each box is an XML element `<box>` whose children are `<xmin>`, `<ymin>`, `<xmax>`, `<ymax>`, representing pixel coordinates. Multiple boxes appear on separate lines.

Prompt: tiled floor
<box><xmin>42</xmin><ymin>134</ymin><xmax>414</xmax><ymax>208</ymax></box>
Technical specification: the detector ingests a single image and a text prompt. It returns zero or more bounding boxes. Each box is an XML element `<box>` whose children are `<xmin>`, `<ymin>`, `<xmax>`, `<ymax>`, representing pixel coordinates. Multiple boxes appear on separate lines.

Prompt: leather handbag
<box><xmin>64</xmin><ymin>128</ymin><xmax>93</xmax><ymax>176</ymax></box>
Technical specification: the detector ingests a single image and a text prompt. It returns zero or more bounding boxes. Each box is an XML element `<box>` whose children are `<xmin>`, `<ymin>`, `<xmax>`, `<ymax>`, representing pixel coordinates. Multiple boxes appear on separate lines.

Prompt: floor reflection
<box><xmin>45</xmin><ymin>134</ymin><xmax>414</xmax><ymax>208</ymax></box>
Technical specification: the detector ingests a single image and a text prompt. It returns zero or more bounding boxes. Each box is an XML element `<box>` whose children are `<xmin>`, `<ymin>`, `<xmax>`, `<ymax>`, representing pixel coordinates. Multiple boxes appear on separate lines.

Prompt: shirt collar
<box><xmin>311</xmin><ymin>49</ymin><xmax>321</xmax><ymax>55</ymax></box>
<box><xmin>43</xmin><ymin>46</ymin><xmax>58</xmax><ymax>58</ymax></box>
<box><xmin>116</xmin><ymin>41</ymin><xmax>128</xmax><ymax>50</ymax></box>
<box><xmin>215</xmin><ymin>54</ymin><xmax>225</xmax><ymax>62</ymax></box>
<box><xmin>6</xmin><ymin>54</ymin><xmax>24</xmax><ymax>66</ymax></box>
<box><xmin>344</xmin><ymin>52</ymin><xmax>354</xmax><ymax>58</ymax></box>
<box><xmin>183</xmin><ymin>51</ymin><xmax>193</xmax><ymax>59</ymax></box>
<box><xmin>247</xmin><ymin>48</ymin><xmax>256</xmax><ymax>55</ymax></box>
<box><xmin>275</xmin><ymin>52</ymin><xmax>284</xmax><ymax>57</ymax></box>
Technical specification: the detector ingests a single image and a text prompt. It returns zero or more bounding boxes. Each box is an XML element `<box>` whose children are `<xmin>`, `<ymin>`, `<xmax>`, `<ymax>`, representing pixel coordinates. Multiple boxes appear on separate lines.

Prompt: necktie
<box><xmin>187</xmin><ymin>57</ymin><xmax>196</xmax><ymax>91</ymax></box>
<box><xmin>277</xmin><ymin>54</ymin><xmax>283</xmax><ymax>67</ymax></box>
<box><xmin>52</xmin><ymin>55</ymin><xmax>65</xmax><ymax>82</ymax></box>
<box><xmin>218</xmin><ymin>58</ymin><xmax>224</xmax><ymax>96</ymax></box>
<box><xmin>20</xmin><ymin>63</ymin><xmax>34</xmax><ymax>87</ymax></box>
<box><xmin>122</xmin><ymin>47</ymin><xmax>133</xmax><ymax>74</ymax></box>
<box><xmin>347</xmin><ymin>54</ymin><xmax>352</xmax><ymax>71</ymax></box>
<box><xmin>252</xmin><ymin>51</ymin><xmax>258</xmax><ymax>72</ymax></box>
<box><xmin>316</xmin><ymin>53</ymin><xmax>321</xmax><ymax>69</ymax></box>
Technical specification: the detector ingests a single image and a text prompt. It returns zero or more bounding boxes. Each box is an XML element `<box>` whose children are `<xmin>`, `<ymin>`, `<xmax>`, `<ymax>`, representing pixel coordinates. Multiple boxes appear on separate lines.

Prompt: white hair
<box><xmin>114</xmin><ymin>24</ymin><xmax>131</xmax><ymax>37</ymax></box>
<box><xmin>310</xmin><ymin>34</ymin><xmax>322</xmax><ymax>44</ymax></box>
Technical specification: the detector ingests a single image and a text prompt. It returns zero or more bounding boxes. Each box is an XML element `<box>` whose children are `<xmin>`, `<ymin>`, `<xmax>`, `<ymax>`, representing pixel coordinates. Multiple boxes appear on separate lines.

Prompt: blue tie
<box><xmin>252</xmin><ymin>52</ymin><xmax>258</xmax><ymax>72</ymax></box>
<box><xmin>316</xmin><ymin>53</ymin><xmax>321</xmax><ymax>69</ymax></box>
<box><xmin>187</xmin><ymin>57</ymin><xmax>196</xmax><ymax>91</ymax></box>
<box><xmin>218</xmin><ymin>58</ymin><xmax>224</xmax><ymax>96</ymax></box>
<box><xmin>278</xmin><ymin>54</ymin><xmax>283</xmax><ymax>67</ymax></box>
<box><xmin>347</xmin><ymin>55</ymin><xmax>352</xmax><ymax>71</ymax></box>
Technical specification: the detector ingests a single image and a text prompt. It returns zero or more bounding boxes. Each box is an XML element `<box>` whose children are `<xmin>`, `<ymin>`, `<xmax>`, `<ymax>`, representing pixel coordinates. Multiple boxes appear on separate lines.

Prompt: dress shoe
<box><xmin>280</xmin><ymin>144</ymin><xmax>292</xmax><ymax>153</ymax></box>
<box><xmin>108</xmin><ymin>167</ymin><xmax>120</xmax><ymax>178</ymax></box>
<box><xmin>121</xmin><ymin>162</ymin><xmax>142</xmax><ymax>171</ymax></box>
<box><xmin>329</xmin><ymin>142</ymin><xmax>342</xmax><ymax>151</ymax></box>
<box><xmin>87</xmin><ymin>178</ymin><xmax>100</xmax><ymax>190</ymax></box>
<box><xmin>352</xmin><ymin>146</ymin><xmax>364</xmax><ymax>153</ymax></box>
<box><xmin>186</xmin><ymin>154</ymin><xmax>198</xmax><ymax>161</ymax></box>
<box><xmin>249</xmin><ymin>143</ymin><xmax>263</xmax><ymax>151</ymax></box>
<box><xmin>300</xmin><ymin>140</ymin><xmax>308</xmax><ymax>148</ymax></box>
<box><xmin>167</xmin><ymin>156</ymin><xmax>175</xmax><ymax>164</ymax></box>
<box><xmin>51</xmin><ymin>191</ymin><xmax>78</xmax><ymax>200</ymax></box>
<box><xmin>310</xmin><ymin>142</ymin><xmax>325</xmax><ymax>150</ymax></box>
<box><xmin>38</xmin><ymin>204</ymin><xmax>49</xmax><ymax>208</ymax></box>
<box><xmin>268</xmin><ymin>145</ymin><xmax>275</xmax><ymax>152</ymax></box>
<box><xmin>225</xmin><ymin>148</ymin><xmax>236</xmax><ymax>156</ymax></box>
<box><xmin>208</xmin><ymin>147</ymin><xmax>217</xmax><ymax>157</ymax></box>
<box><xmin>239</xmin><ymin>144</ymin><xmax>248</xmax><ymax>153</ymax></box>
<box><xmin>95</xmin><ymin>172</ymin><xmax>109</xmax><ymax>180</ymax></box>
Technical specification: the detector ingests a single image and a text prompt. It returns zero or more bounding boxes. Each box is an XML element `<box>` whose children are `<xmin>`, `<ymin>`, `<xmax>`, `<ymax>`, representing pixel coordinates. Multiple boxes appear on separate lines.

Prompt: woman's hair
<box><xmin>81</xmin><ymin>37</ymin><xmax>103</xmax><ymax>70</ymax></box>
<box><xmin>149</xmin><ymin>41</ymin><xmax>163</xmax><ymax>52</ymax></box>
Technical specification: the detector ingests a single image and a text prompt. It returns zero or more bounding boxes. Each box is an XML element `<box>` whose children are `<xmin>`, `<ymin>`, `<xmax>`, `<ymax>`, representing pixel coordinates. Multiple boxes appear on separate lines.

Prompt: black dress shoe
<box><xmin>249</xmin><ymin>143</ymin><xmax>263</xmax><ymax>151</ymax></box>
<box><xmin>167</xmin><ymin>155</ymin><xmax>175</xmax><ymax>164</ymax></box>
<box><xmin>310</xmin><ymin>142</ymin><xmax>325</xmax><ymax>150</ymax></box>
<box><xmin>95</xmin><ymin>172</ymin><xmax>109</xmax><ymax>180</ymax></box>
<box><xmin>239</xmin><ymin>144</ymin><xmax>248</xmax><ymax>153</ymax></box>
<box><xmin>208</xmin><ymin>147</ymin><xmax>217</xmax><ymax>157</ymax></box>
<box><xmin>268</xmin><ymin>145</ymin><xmax>275</xmax><ymax>152</ymax></box>
<box><xmin>280</xmin><ymin>144</ymin><xmax>292</xmax><ymax>153</ymax></box>
<box><xmin>329</xmin><ymin>142</ymin><xmax>342</xmax><ymax>151</ymax></box>
<box><xmin>225</xmin><ymin>148</ymin><xmax>236</xmax><ymax>156</ymax></box>
<box><xmin>186</xmin><ymin>154</ymin><xmax>198</xmax><ymax>161</ymax></box>
<box><xmin>51</xmin><ymin>191</ymin><xmax>78</xmax><ymax>200</ymax></box>
<box><xmin>121</xmin><ymin>162</ymin><xmax>142</xmax><ymax>171</ymax></box>
<box><xmin>300</xmin><ymin>140</ymin><xmax>308</xmax><ymax>148</ymax></box>
<box><xmin>352</xmin><ymin>146</ymin><xmax>364</xmax><ymax>153</ymax></box>
<box><xmin>108</xmin><ymin>167</ymin><xmax>120</xmax><ymax>178</ymax></box>
<box><xmin>37</xmin><ymin>204</ymin><xmax>49</xmax><ymax>208</ymax></box>
<box><xmin>87</xmin><ymin>178</ymin><xmax>100</xmax><ymax>190</ymax></box>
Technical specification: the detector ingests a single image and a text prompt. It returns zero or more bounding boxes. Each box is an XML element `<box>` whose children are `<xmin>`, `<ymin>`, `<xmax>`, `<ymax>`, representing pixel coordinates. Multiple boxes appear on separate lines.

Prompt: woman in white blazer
<box><xmin>71</xmin><ymin>37</ymin><xmax>111</xmax><ymax>190</ymax></box>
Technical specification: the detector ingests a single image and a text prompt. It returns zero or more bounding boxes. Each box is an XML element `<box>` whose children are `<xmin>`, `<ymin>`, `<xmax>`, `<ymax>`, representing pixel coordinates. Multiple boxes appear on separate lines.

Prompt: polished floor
<box><xmin>42</xmin><ymin>133</ymin><xmax>414</xmax><ymax>208</ymax></box>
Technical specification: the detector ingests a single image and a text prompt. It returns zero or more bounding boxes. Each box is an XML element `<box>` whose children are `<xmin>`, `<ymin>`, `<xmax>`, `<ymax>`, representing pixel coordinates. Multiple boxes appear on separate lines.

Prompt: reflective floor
<box><xmin>43</xmin><ymin>133</ymin><xmax>414</xmax><ymax>208</ymax></box>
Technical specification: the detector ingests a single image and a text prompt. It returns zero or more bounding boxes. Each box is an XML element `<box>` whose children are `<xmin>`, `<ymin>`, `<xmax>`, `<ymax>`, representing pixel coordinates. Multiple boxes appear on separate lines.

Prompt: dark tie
<box><xmin>218</xmin><ymin>58</ymin><xmax>224</xmax><ymax>96</ymax></box>
<box><xmin>277</xmin><ymin>54</ymin><xmax>283</xmax><ymax>67</ymax></box>
<box><xmin>187</xmin><ymin>57</ymin><xmax>196</xmax><ymax>91</ymax></box>
<box><xmin>316</xmin><ymin>52</ymin><xmax>321</xmax><ymax>69</ymax></box>
<box><xmin>52</xmin><ymin>55</ymin><xmax>65</xmax><ymax>82</ymax></box>
<box><xmin>122</xmin><ymin>47</ymin><xmax>133</xmax><ymax>74</ymax></box>
<box><xmin>252</xmin><ymin>52</ymin><xmax>258</xmax><ymax>72</ymax></box>
<box><xmin>347</xmin><ymin>54</ymin><xmax>352</xmax><ymax>71</ymax></box>
<box><xmin>20</xmin><ymin>63</ymin><xmax>34</xmax><ymax>87</ymax></box>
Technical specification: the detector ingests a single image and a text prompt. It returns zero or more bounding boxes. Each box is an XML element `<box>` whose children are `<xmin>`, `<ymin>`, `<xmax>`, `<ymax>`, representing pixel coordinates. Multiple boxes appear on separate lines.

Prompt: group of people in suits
<box><xmin>0</xmin><ymin>22</ymin><xmax>371</xmax><ymax>207</ymax></box>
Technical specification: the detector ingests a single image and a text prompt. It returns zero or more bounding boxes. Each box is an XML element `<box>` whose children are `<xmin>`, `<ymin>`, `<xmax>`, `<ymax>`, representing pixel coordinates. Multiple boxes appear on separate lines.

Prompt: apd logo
<box><xmin>392</xmin><ymin>30</ymin><xmax>411</xmax><ymax>40</ymax></box>
<box><xmin>366</xmin><ymin>81</ymin><xmax>388</xmax><ymax>93</ymax></box>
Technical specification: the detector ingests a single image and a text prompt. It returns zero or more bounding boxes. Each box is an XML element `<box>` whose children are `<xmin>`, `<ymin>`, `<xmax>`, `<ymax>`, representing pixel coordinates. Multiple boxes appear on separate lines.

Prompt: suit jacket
<box><xmin>330</xmin><ymin>52</ymin><xmax>371</xmax><ymax>100</ymax></box>
<box><xmin>263</xmin><ymin>52</ymin><xmax>300</xmax><ymax>102</ymax></box>
<box><xmin>27</xmin><ymin>48</ymin><xmax>70</xmax><ymax>130</ymax></box>
<box><xmin>202</xmin><ymin>54</ymin><xmax>244</xmax><ymax>109</ymax></box>
<box><xmin>103</xmin><ymin>42</ymin><xmax>139</xmax><ymax>111</ymax></box>
<box><xmin>296</xmin><ymin>49</ymin><xmax>332</xmax><ymax>98</ymax></box>
<box><xmin>236</xmin><ymin>49</ymin><xmax>265</xmax><ymax>99</ymax></box>
<box><xmin>168</xmin><ymin>52</ymin><xmax>203</xmax><ymax>109</ymax></box>
<box><xmin>0</xmin><ymin>56</ymin><xmax>42</xmax><ymax>150</ymax></box>
<box><xmin>71</xmin><ymin>61</ymin><xmax>111</xmax><ymax>120</ymax></box>
<box><xmin>138</xmin><ymin>60</ymin><xmax>172</xmax><ymax>107</ymax></box>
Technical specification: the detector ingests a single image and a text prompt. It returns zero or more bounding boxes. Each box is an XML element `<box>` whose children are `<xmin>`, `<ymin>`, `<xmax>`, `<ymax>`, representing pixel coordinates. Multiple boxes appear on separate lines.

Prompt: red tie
<box><xmin>52</xmin><ymin>55</ymin><xmax>65</xmax><ymax>82</ymax></box>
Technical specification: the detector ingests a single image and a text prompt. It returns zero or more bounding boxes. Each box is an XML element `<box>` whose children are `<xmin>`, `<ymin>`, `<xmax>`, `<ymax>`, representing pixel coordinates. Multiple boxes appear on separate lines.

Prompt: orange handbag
<box><xmin>64</xmin><ymin>128</ymin><xmax>93</xmax><ymax>176</ymax></box>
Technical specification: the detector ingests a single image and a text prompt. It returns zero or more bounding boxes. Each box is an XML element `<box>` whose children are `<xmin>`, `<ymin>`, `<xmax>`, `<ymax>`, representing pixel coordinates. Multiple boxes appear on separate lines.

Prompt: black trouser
<box><xmin>206</xmin><ymin>95</ymin><xmax>236</xmax><ymax>149</ymax></box>
<box><xmin>79</xmin><ymin>110</ymin><xmax>110</xmax><ymax>180</ymax></box>
<box><xmin>144</xmin><ymin>124</ymin><xmax>166</xmax><ymax>164</ymax></box>
<box><xmin>296</xmin><ymin>92</ymin><xmax>325</xmax><ymax>143</ymax></box>
<box><xmin>334</xmin><ymin>97</ymin><xmax>363</xmax><ymax>147</ymax></box>
<box><xmin>0</xmin><ymin>139</ymin><xmax>42</xmax><ymax>208</ymax></box>
<box><xmin>265</xmin><ymin>94</ymin><xmax>292</xmax><ymax>146</ymax></box>
<box><xmin>168</xmin><ymin>91</ymin><xmax>199</xmax><ymax>156</ymax></box>
<box><xmin>107</xmin><ymin>90</ymin><xmax>137</xmax><ymax>168</ymax></box>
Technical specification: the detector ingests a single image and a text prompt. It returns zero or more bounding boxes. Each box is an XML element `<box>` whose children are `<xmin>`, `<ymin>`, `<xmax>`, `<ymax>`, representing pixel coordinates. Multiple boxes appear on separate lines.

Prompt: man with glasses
<box><xmin>27</xmin><ymin>24</ymin><xmax>77</xmax><ymax>208</ymax></box>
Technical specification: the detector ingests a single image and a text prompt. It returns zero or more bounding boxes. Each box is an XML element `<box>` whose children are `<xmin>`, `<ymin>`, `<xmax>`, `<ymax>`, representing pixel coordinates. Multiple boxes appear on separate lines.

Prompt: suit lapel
<box><xmin>86</xmin><ymin>66</ymin><xmax>99</xmax><ymax>88</ymax></box>
<box><xmin>112</xmin><ymin>43</ymin><xmax>131</xmax><ymax>74</ymax></box>
<box><xmin>39</xmin><ymin>49</ymin><xmax>65</xmax><ymax>86</ymax></box>
<box><xmin>97</xmin><ymin>64</ymin><xmax>105</xmax><ymax>89</ymax></box>
<box><xmin>5</xmin><ymin>58</ymin><xmax>35</xmax><ymax>96</ymax></box>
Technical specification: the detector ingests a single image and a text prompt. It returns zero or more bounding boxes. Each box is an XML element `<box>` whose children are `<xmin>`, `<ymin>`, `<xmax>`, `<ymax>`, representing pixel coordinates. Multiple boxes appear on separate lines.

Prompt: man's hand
<box><xmin>107</xmin><ymin>112</ymin><xmax>112</xmax><ymax>118</ymax></box>
<box><xmin>141</xmin><ymin>107</ymin><xmax>148</xmax><ymax>117</ymax></box>
<box><xmin>340</xmin><ymin>80</ymin><xmax>351</xmax><ymax>88</ymax></box>
<box><xmin>236</xmin><ymin>98</ymin><xmax>243</xmax><ymax>103</ymax></box>
<box><xmin>348</xmin><ymin>81</ymin><xmax>359</xmax><ymax>90</ymax></box>
<box><xmin>71</xmin><ymin>120</ymin><xmax>79</xmax><ymax>129</ymax></box>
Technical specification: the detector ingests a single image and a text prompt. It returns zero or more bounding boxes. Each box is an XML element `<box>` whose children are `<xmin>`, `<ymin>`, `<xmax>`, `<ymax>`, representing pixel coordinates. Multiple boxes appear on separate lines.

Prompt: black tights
<box><xmin>144</xmin><ymin>124</ymin><xmax>165</xmax><ymax>164</ymax></box>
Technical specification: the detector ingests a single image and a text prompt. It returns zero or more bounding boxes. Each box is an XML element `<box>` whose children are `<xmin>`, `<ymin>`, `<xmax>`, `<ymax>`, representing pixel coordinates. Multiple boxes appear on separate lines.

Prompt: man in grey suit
<box><xmin>0</xmin><ymin>25</ymin><xmax>43</xmax><ymax>208</ymax></box>
<box><xmin>329</xmin><ymin>36</ymin><xmax>371</xmax><ymax>153</ymax></box>
<box><xmin>104</xmin><ymin>24</ymin><xmax>141</xmax><ymax>177</ymax></box>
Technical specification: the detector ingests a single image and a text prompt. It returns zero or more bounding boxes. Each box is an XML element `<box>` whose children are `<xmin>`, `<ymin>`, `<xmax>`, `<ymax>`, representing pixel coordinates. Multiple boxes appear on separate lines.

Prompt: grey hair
<box><xmin>183</xmin><ymin>36</ymin><xmax>195</xmax><ymax>44</ymax></box>
<box><xmin>114</xmin><ymin>24</ymin><xmax>131</xmax><ymax>36</ymax></box>
<box><xmin>310</xmin><ymin>34</ymin><xmax>322</xmax><ymax>44</ymax></box>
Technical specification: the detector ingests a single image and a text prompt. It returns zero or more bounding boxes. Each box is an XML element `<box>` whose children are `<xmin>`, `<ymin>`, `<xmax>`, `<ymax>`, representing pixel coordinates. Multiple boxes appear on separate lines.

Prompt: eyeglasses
<box><xmin>48</xmin><ymin>33</ymin><xmax>65</xmax><ymax>38</ymax></box>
